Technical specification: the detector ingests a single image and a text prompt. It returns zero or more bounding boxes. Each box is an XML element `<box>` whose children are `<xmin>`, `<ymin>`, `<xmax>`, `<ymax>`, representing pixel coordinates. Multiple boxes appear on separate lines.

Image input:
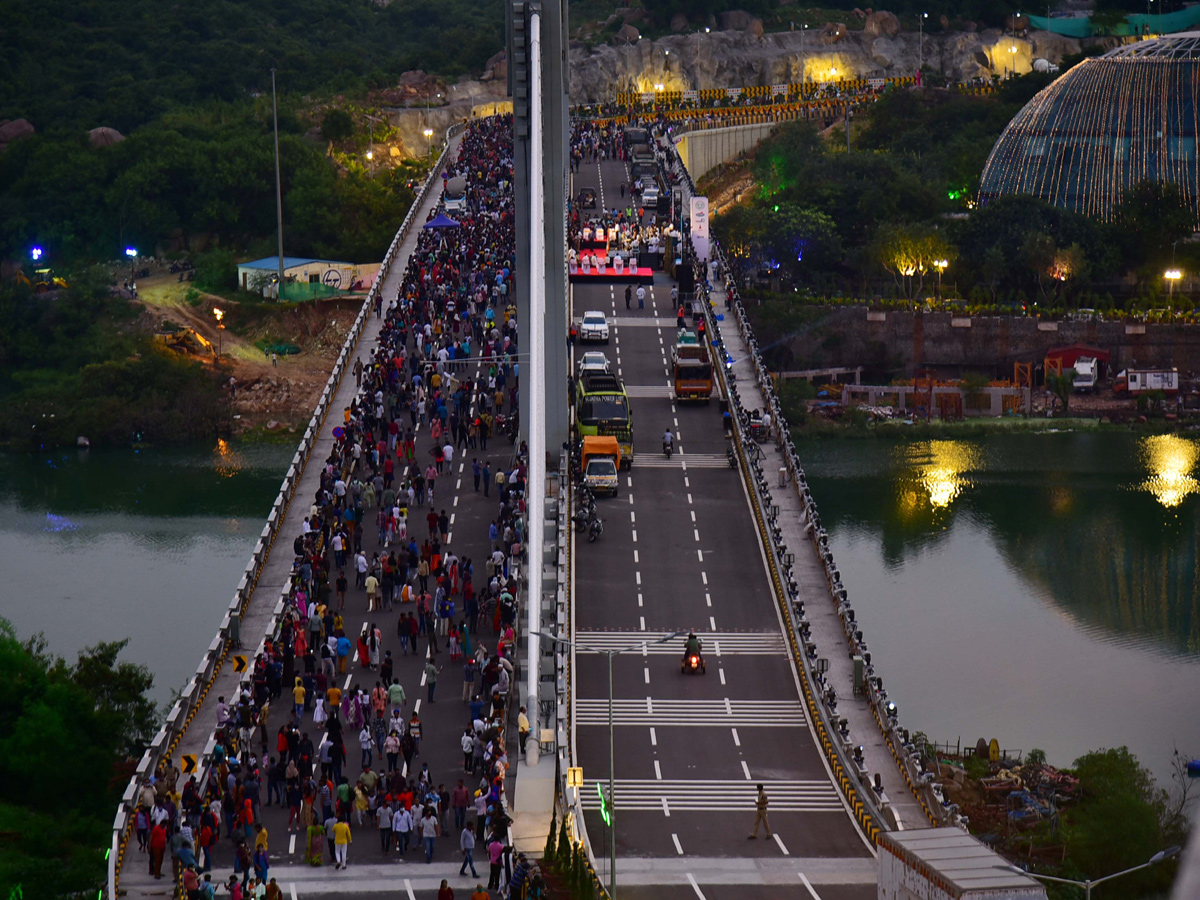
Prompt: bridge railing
<box><xmin>552</xmin><ymin>451</ymin><xmax>611</xmax><ymax>899</ymax></box>
<box><xmin>662</xmin><ymin>129</ymin><xmax>953</xmax><ymax>836</ymax></box>
<box><xmin>108</xmin><ymin>119</ymin><xmax>467</xmax><ymax>900</ymax></box>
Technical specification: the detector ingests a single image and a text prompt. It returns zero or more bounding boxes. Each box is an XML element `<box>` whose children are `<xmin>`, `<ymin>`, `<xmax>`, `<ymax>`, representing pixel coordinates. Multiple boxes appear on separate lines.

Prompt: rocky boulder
<box><xmin>719</xmin><ymin>9</ymin><xmax>757</xmax><ymax>31</ymax></box>
<box><xmin>820</xmin><ymin>22</ymin><xmax>847</xmax><ymax>44</ymax></box>
<box><xmin>88</xmin><ymin>126</ymin><xmax>125</xmax><ymax>147</ymax></box>
<box><xmin>0</xmin><ymin>118</ymin><xmax>35</xmax><ymax>150</ymax></box>
<box><xmin>614</xmin><ymin>24</ymin><xmax>640</xmax><ymax>44</ymax></box>
<box><xmin>670</xmin><ymin>12</ymin><xmax>689</xmax><ymax>32</ymax></box>
<box><xmin>864</xmin><ymin>10</ymin><xmax>900</xmax><ymax>37</ymax></box>
<box><xmin>747</xmin><ymin>18</ymin><xmax>764</xmax><ymax>38</ymax></box>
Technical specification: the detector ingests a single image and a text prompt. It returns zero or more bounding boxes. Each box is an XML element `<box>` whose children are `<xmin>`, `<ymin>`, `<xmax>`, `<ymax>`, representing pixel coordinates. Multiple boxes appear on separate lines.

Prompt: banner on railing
<box><xmin>690</xmin><ymin>195</ymin><xmax>710</xmax><ymax>262</ymax></box>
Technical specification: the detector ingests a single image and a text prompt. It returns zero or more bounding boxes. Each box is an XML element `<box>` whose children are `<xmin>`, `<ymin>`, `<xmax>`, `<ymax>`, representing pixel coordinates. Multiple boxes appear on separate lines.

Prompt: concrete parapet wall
<box><xmin>677</xmin><ymin>122</ymin><xmax>779</xmax><ymax>182</ymax></box>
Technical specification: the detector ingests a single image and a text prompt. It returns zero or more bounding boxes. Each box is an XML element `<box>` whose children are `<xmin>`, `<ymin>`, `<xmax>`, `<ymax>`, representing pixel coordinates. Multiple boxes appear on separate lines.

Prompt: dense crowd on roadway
<box><xmin>568</xmin><ymin>121</ymin><xmax>682</xmax><ymax>266</ymax></box>
<box><xmin>134</xmin><ymin>114</ymin><xmax>545</xmax><ymax>900</ymax></box>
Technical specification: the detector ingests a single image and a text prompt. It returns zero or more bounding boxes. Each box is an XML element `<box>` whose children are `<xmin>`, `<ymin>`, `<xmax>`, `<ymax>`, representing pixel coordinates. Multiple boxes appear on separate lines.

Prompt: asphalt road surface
<box><xmin>568</xmin><ymin>156</ymin><xmax>876</xmax><ymax>897</ymax></box>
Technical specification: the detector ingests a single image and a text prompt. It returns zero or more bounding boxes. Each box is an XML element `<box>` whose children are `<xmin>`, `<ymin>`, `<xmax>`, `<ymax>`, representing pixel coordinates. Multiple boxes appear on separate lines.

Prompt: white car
<box><xmin>579</xmin><ymin>311</ymin><xmax>610</xmax><ymax>344</ymax></box>
<box><xmin>578</xmin><ymin>351</ymin><xmax>611</xmax><ymax>376</ymax></box>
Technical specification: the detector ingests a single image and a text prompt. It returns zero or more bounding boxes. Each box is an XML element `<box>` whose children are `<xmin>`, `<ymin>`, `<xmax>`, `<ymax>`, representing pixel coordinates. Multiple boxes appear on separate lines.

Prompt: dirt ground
<box><xmin>135</xmin><ymin>275</ymin><xmax>363</xmax><ymax>434</ymax></box>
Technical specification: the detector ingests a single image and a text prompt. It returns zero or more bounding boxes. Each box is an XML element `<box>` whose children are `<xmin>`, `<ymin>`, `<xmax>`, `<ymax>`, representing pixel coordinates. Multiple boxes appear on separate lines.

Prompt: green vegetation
<box><xmin>1</xmin><ymin>101</ymin><xmax>419</xmax><ymax>267</ymax></box>
<box><xmin>0</xmin><ymin>272</ymin><xmax>229</xmax><ymax>448</ymax></box>
<box><xmin>0</xmin><ymin>618</ymin><xmax>157</xmax><ymax>898</ymax></box>
<box><xmin>1</xmin><ymin>0</ymin><xmax>501</xmax><ymax>135</ymax></box>
<box><xmin>714</xmin><ymin>74</ymin><xmax>1200</xmax><ymax>310</ymax></box>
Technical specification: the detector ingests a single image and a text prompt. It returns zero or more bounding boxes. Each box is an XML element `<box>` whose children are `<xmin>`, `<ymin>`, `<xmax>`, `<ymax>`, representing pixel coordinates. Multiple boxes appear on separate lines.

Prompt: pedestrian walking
<box><xmin>459</xmin><ymin>824</ymin><xmax>479</xmax><ymax>877</ymax></box>
<box><xmin>625</xmin><ymin>284</ymin><xmax>632</xmax><ymax>309</ymax></box>
<box><xmin>333</xmin><ymin>817</ymin><xmax>352</xmax><ymax>868</ymax></box>
<box><xmin>425</xmin><ymin>658</ymin><xmax>442</xmax><ymax>702</ymax></box>
<box><xmin>636</xmin><ymin>284</ymin><xmax>646</xmax><ymax>309</ymax></box>
<box><xmin>749</xmin><ymin>783</ymin><xmax>772</xmax><ymax>839</ymax></box>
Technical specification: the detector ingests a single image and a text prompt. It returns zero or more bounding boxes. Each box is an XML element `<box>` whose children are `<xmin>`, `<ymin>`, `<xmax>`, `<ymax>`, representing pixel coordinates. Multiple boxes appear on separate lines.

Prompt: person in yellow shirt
<box><xmin>292</xmin><ymin>678</ymin><xmax>306</xmax><ymax>722</ymax></box>
<box><xmin>254</xmin><ymin>823</ymin><xmax>269</xmax><ymax>853</ymax></box>
<box><xmin>326</xmin><ymin>685</ymin><xmax>343</xmax><ymax>710</ymax></box>
<box><xmin>333</xmin><ymin>818</ymin><xmax>352</xmax><ymax>869</ymax></box>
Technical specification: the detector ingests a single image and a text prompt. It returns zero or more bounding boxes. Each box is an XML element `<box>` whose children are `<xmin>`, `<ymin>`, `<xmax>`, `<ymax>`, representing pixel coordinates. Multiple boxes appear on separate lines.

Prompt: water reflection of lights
<box><xmin>1139</xmin><ymin>434</ymin><xmax>1199</xmax><ymax>508</ymax></box>
<box><xmin>213</xmin><ymin>438</ymin><xmax>244</xmax><ymax>479</ymax></box>
<box><xmin>903</xmin><ymin>440</ymin><xmax>980</xmax><ymax>509</ymax></box>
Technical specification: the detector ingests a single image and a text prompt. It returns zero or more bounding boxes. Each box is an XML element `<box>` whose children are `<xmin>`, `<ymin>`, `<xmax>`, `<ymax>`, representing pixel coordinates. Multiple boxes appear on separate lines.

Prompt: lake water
<box><xmin>796</xmin><ymin>430</ymin><xmax>1200</xmax><ymax>790</ymax></box>
<box><xmin>0</xmin><ymin>441</ymin><xmax>292</xmax><ymax>707</ymax></box>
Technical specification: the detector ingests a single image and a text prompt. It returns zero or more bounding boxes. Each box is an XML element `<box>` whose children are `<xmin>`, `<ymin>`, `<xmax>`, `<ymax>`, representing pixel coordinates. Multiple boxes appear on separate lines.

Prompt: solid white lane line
<box><xmin>799</xmin><ymin>872</ymin><xmax>822</xmax><ymax>898</ymax></box>
<box><xmin>731</xmin><ymin>728</ymin><xmax>741</xmax><ymax>746</ymax></box>
<box><xmin>687</xmin><ymin>873</ymin><xmax>707</xmax><ymax>899</ymax></box>
<box><xmin>672</xmin><ymin>833</ymin><xmax>684</xmax><ymax>855</ymax></box>
<box><xmin>741</xmin><ymin>760</ymin><xmax>752</xmax><ymax>780</ymax></box>
<box><xmin>655</xmin><ymin>759</ymin><xmax>662</xmax><ymax>780</ymax></box>
<box><xmin>774</xmin><ymin>834</ymin><xmax>791</xmax><ymax>856</ymax></box>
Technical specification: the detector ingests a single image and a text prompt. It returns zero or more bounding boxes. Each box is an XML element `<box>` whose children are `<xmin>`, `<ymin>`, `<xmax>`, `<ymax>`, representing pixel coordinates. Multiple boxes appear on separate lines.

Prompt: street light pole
<box><xmin>919</xmin><ymin>12</ymin><xmax>927</xmax><ymax>75</ymax></box>
<box><xmin>541</xmin><ymin>630</ymin><xmax>682</xmax><ymax>899</ymax></box>
<box><xmin>271</xmin><ymin>68</ymin><xmax>285</xmax><ymax>292</ymax></box>
<box><xmin>998</xmin><ymin>846</ymin><xmax>1181</xmax><ymax>899</ymax></box>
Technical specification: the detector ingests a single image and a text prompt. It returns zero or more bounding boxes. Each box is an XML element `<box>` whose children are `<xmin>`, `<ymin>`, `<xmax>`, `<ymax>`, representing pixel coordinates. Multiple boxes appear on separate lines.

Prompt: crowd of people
<box><xmin>134</xmin><ymin>114</ymin><xmax>544</xmax><ymax>900</ymax></box>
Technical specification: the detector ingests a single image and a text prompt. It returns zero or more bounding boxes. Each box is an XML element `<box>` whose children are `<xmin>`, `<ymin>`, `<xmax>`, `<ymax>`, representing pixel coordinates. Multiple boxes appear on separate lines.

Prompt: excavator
<box><xmin>153</xmin><ymin>321</ymin><xmax>215</xmax><ymax>357</ymax></box>
<box><xmin>16</xmin><ymin>268</ymin><xmax>69</xmax><ymax>293</ymax></box>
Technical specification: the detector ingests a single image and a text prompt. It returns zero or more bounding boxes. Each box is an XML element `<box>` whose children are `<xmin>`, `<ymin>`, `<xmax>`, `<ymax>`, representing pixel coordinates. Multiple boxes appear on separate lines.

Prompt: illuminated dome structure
<box><xmin>979</xmin><ymin>34</ymin><xmax>1200</xmax><ymax>224</ymax></box>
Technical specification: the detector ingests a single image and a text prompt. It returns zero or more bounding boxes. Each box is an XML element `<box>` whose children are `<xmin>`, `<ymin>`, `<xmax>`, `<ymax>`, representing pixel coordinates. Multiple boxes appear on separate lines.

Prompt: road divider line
<box><xmin>644</xmin><ymin>667</ymin><xmax>650</xmax><ymax>684</ymax></box>
<box><xmin>701</xmin><ymin>572</ymin><xmax>707</xmax><ymax>585</ymax></box>
<box><xmin>640</xmin><ymin>616</ymin><xmax>646</xmax><ymax>630</ymax></box>
<box><xmin>663</xmin><ymin>798</ymin><xmax>671</xmax><ymax>817</ymax></box>
<box><xmin>687</xmin><ymin>493</ymin><xmax>693</xmax><ymax>504</ymax></box>
<box><xmin>774</xmin><ymin>834</ymin><xmax>790</xmax><ymax>856</ymax></box>
<box><xmin>638</xmin><ymin>592</ymin><xmax>644</xmax><ymax>607</ymax></box>
<box><xmin>633</xmin><ymin>550</ymin><xmax>639</xmax><ymax>564</ymax></box>
<box><xmin>687</xmin><ymin>873</ymin><xmax>707</xmax><ymax>899</ymax></box>
<box><xmin>799</xmin><ymin>872</ymin><xmax>822</xmax><ymax>898</ymax></box>
<box><xmin>405</xmin><ymin>879</ymin><xmax>417</xmax><ymax>900</ymax></box>
<box><xmin>672</xmin><ymin>833</ymin><xmax>684</xmax><ymax>855</ymax></box>
<box><xmin>741</xmin><ymin>760</ymin><xmax>752</xmax><ymax>780</ymax></box>
<box><xmin>710</xmin><ymin>616</ymin><xmax>717</xmax><ymax>630</ymax></box>
<box><xmin>731</xmin><ymin>728</ymin><xmax>740</xmax><ymax>746</ymax></box>
<box><xmin>650</xmin><ymin>727</ymin><xmax>657</xmax><ymax>746</ymax></box>
<box><xmin>655</xmin><ymin>760</ymin><xmax>662</xmax><ymax>780</ymax></box>
<box><xmin>290</xmin><ymin>884</ymin><xmax>298</xmax><ymax>900</ymax></box>
<box><xmin>719</xmin><ymin>669</ymin><xmax>726</xmax><ymax>685</ymax></box>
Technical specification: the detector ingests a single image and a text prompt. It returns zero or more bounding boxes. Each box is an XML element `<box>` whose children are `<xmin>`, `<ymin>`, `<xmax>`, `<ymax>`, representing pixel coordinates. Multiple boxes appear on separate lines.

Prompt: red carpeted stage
<box><xmin>569</xmin><ymin>265</ymin><xmax>654</xmax><ymax>285</ymax></box>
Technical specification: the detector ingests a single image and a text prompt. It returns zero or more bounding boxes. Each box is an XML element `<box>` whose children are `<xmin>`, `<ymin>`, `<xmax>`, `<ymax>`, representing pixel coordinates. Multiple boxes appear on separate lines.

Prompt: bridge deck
<box><xmin>567</xmin><ymin>156</ymin><xmax>876</xmax><ymax>899</ymax></box>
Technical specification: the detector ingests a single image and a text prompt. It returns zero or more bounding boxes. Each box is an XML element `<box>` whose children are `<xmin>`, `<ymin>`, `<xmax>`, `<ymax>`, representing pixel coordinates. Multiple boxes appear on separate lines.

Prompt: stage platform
<box><xmin>569</xmin><ymin>265</ymin><xmax>654</xmax><ymax>285</ymax></box>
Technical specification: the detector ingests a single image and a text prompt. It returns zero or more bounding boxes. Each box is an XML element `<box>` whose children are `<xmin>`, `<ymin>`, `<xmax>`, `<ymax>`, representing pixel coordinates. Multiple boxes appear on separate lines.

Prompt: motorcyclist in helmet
<box><xmin>685</xmin><ymin>630</ymin><xmax>702</xmax><ymax>657</ymax></box>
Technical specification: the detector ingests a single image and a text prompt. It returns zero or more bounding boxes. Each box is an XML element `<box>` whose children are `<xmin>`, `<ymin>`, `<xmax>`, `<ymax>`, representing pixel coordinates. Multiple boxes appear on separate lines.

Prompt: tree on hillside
<box><xmin>1114</xmin><ymin>181</ymin><xmax>1194</xmax><ymax>269</ymax></box>
<box><xmin>321</xmin><ymin>109</ymin><xmax>355</xmax><ymax>143</ymax></box>
<box><xmin>0</xmin><ymin>619</ymin><xmax>157</xmax><ymax>897</ymax></box>
<box><xmin>873</xmin><ymin>222</ymin><xmax>955</xmax><ymax>299</ymax></box>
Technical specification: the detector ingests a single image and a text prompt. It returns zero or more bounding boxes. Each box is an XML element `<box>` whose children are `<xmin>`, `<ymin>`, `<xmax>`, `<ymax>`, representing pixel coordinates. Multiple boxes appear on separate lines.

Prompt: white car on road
<box><xmin>578</xmin><ymin>311</ymin><xmax>610</xmax><ymax>344</ymax></box>
<box><xmin>577</xmin><ymin>351</ymin><xmax>611</xmax><ymax>376</ymax></box>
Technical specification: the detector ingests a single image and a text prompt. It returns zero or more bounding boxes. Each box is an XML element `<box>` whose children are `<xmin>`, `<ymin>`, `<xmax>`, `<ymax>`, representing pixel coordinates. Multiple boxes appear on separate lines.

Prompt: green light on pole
<box><xmin>596</xmin><ymin>782</ymin><xmax>611</xmax><ymax>826</ymax></box>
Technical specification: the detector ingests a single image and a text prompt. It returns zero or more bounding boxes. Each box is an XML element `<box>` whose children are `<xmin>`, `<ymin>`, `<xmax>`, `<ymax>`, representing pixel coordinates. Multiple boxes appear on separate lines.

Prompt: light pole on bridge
<box><xmin>996</xmin><ymin>845</ymin><xmax>1181</xmax><ymax>899</ymax></box>
<box><xmin>540</xmin><ymin>630</ymin><xmax>683</xmax><ymax>899</ymax></box>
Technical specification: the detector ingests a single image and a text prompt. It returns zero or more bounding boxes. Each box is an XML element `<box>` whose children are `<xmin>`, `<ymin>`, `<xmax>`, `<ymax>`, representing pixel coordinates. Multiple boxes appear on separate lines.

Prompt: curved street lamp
<box><xmin>996</xmin><ymin>845</ymin><xmax>1181</xmax><ymax>899</ymax></box>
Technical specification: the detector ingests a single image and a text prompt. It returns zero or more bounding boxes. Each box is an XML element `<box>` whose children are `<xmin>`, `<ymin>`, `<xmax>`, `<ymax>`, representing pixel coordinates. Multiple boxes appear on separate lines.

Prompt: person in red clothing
<box><xmin>148</xmin><ymin>821</ymin><xmax>168</xmax><ymax>878</ymax></box>
<box><xmin>437</xmin><ymin>879</ymin><xmax>454</xmax><ymax>900</ymax></box>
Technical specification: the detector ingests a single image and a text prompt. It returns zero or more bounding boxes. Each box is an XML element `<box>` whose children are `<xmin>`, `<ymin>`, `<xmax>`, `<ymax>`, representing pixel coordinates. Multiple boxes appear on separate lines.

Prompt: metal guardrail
<box><xmin>663</xmin><ymin>128</ymin><xmax>952</xmax><ymax>835</ymax></box>
<box><xmin>108</xmin><ymin>120</ymin><xmax>467</xmax><ymax>900</ymax></box>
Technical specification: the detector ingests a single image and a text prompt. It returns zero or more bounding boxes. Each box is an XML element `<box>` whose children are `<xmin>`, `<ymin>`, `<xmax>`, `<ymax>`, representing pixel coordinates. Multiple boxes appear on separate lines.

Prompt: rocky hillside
<box><xmin>567</xmin><ymin>22</ymin><xmax>1094</xmax><ymax>103</ymax></box>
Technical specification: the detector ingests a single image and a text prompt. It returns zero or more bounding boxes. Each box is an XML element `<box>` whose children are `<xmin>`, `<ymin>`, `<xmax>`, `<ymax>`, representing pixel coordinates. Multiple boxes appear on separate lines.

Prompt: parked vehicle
<box><xmin>1072</xmin><ymin>356</ymin><xmax>1098</xmax><ymax>392</ymax></box>
<box><xmin>1113</xmin><ymin>368</ymin><xmax>1179</xmax><ymax>396</ymax></box>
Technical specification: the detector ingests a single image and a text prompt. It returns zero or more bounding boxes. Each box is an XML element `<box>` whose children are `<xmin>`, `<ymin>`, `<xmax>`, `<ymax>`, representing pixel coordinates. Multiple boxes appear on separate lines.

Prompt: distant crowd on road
<box><xmin>135</xmin><ymin>114</ymin><xmax>544</xmax><ymax>900</ymax></box>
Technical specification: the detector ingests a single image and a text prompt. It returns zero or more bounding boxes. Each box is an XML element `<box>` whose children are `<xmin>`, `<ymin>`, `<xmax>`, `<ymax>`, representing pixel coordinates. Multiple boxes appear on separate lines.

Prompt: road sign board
<box><xmin>567</xmin><ymin>767</ymin><xmax>583</xmax><ymax>788</ymax></box>
<box><xmin>233</xmin><ymin>655</ymin><xmax>248</xmax><ymax>673</ymax></box>
<box><xmin>182</xmin><ymin>755</ymin><xmax>197</xmax><ymax>774</ymax></box>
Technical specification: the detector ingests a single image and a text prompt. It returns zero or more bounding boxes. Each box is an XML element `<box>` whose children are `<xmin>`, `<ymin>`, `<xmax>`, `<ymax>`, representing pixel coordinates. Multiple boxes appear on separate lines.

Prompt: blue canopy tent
<box><xmin>423</xmin><ymin>213</ymin><xmax>461</xmax><ymax>229</ymax></box>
